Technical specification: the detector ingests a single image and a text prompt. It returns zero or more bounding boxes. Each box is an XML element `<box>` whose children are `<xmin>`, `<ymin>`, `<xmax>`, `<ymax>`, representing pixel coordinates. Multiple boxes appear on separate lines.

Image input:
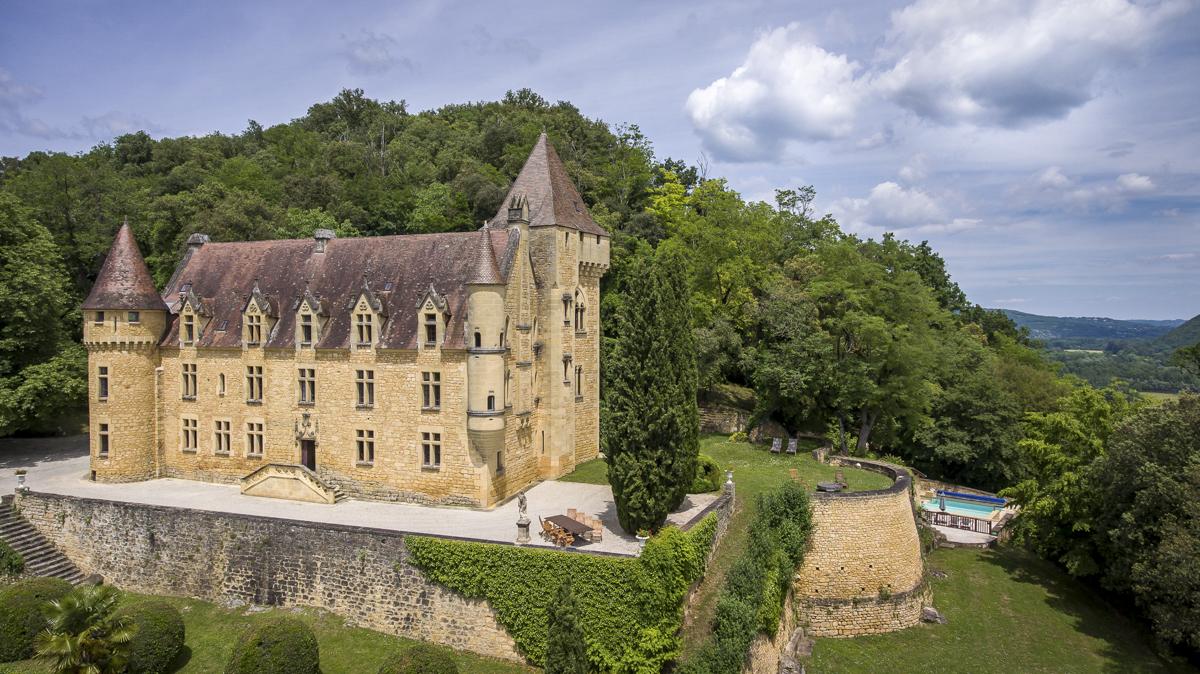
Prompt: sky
<box><xmin>1</xmin><ymin>0</ymin><xmax>1198</xmax><ymax>320</ymax></box>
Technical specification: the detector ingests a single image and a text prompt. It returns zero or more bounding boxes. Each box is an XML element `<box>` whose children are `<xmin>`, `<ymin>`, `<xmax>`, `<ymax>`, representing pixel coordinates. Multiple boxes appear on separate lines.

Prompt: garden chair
<box><xmin>786</xmin><ymin>437</ymin><xmax>798</xmax><ymax>455</ymax></box>
<box><xmin>540</xmin><ymin>518</ymin><xmax>556</xmax><ymax>542</ymax></box>
<box><xmin>770</xmin><ymin>437</ymin><xmax>782</xmax><ymax>453</ymax></box>
<box><xmin>567</xmin><ymin>508</ymin><xmax>578</xmax><ymax>520</ymax></box>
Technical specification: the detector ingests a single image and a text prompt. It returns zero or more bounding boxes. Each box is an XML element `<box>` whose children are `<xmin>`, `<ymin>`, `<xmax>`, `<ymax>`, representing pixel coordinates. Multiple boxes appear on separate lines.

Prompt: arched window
<box><xmin>575</xmin><ymin>366</ymin><xmax>583</xmax><ymax>396</ymax></box>
<box><xmin>487</xmin><ymin>392</ymin><xmax>496</xmax><ymax>411</ymax></box>
<box><xmin>574</xmin><ymin>290</ymin><xmax>586</xmax><ymax>332</ymax></box>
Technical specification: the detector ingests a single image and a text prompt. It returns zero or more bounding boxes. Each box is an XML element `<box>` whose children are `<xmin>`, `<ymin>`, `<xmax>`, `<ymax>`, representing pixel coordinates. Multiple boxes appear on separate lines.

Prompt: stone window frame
<box><xmin>213</xmin><ymin>418</ymin><xmax>232</xmax><ymax>456</ymax></box>
<box><xmin>218</xmin><ymin>373</ymin><xmax>226</xmax><ymax>397</ymax></box>
<box><xmin>181</xmin><ymin>310</ymin><xmax>197</xmax><ymax>346</ymax></box>
<box><xmin>422</xmin><ymin>311</ymin><xmax>439</xmax><ymax>349</ymax></box>
<box><xmin>96</xmin><ymin>419</ymin><xmax>110</xmax><ymax>459</ymax></box>
<box><xmin>244</xmin><ymin>312</ymin><xmax>263</xmax><ymax>346</ymax></box>
<box><xmin>297</xmin><ymin>367</ymin><xmax>317</xmax><ymax>406</ymax></box>
<box><xmin>573</xmin><ymin>288</ymin><xmax>587</xmax><ymax>334</ymax></box>
<box><xmin>181</xmin><ymin>362</ymin><xmax>198</xmax><ymax>400</ymax></box>
<box><xmin>421</xmin><ymin>371</ymin><xmax>441</xmax><ymax>411</ymax></box>
<box><xmin>298</xmin><ymin>311</ymin><xmax>316</xmax><ymax>347</ymax></box>
<box><xmin>420</xmin><ymin>428</ymin><xmax>442</xmax><ymax>470</ymax></box>
<box><xmin>245</xmin><ymin>365</ymin><xmax>264</xmax><ymax>404</ymax></box>
<box><xmin>575</xmin><ymin>365</ymin><xmax>584</xmax><ymax>400</ymax></box>
<box><xmin>93</xmin><ymin>310</ymin><xmax>106</xmax><ymax>325</ymax></box>
<box><xmin>97</xmin><ymin>364</ymin><xmax>110</xmax><ymax>401</ymax></box>
<box><xmin>180</xmin><ymin>415</ymin><xmax>199</xmax><ymax>453</ymax></box>
<box><xmin>244</xmin><ymin>418</ymin><xmax>265</xmax><ymax>458</ymax></box>
<box><xmin>356</xmin><ymin>428</ymin><xmax>376</xmax><ymax>466</ymax></box>
<box><xmin>127</xmin><ymin>310</ymin><xmax>140</xmax><ymax>325</ymax></box>
<box><xmin>354</xmin><ymin>308</ymin><xmax>375</xmax><ymax>349</ymax></box>
<box><xmin>356</xmin><ymin>369</ymin><xmax>375</xmax><ymax>409</ymax></box>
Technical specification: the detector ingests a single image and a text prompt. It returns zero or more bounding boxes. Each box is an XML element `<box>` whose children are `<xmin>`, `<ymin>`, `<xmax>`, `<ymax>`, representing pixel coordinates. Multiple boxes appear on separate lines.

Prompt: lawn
<box><xmin>806</xmin><ymin>546</ymin><xmax>1191</xmax><ymax>673</ymax></box>
<box><xmin>0</xmin><ymin>594</ymin><xmax>533</xmax><ymax>674</ymax></box>
<box><xmin>1139</xmin><ymin>390</ymin><xmax>1182</xmax><ymax>405</ymax></box>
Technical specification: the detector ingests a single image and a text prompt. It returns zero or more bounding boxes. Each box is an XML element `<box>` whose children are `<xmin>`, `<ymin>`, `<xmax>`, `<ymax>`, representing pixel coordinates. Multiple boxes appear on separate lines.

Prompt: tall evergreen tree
<box><xmin>603</xmin><ymin>244</ymin><xmax>699</xmax><ymax>533</ymax></box>
<box><xmin>544</xmin><ymin>578</ymin><xmax>589</xmax><ymax>674</ymax></box>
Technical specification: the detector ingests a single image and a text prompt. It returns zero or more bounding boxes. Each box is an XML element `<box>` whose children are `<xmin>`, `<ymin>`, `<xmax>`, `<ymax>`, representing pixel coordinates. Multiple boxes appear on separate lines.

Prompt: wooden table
<box><xmin>545</xmin><ymin>515</ymin><xmax>595</xmax><ymax>538</ymax></box>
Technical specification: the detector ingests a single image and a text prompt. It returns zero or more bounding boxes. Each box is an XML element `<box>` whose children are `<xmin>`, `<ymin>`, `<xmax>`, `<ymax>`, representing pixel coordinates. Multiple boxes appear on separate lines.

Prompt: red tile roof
<box><xmin>82</xmin><ymin>223</ymin><xmax>168</xmax><ymax>311</ymax></box>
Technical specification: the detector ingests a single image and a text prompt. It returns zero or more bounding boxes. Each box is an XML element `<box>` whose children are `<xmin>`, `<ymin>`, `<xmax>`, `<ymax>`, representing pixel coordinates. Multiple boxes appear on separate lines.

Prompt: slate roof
<box><xmin>160</xmin><ymin>228</ymin><xmax>518</xmax><ymax>350</ymax></box>
<box><xmin>489</xmin><ymin>133</ymin><xmax>608</xmax><ymax>236</ymax></box>
<box><xmin>82</xmin><ymin>223</ymin><xmax>168</xmax><ymax>311</ymax></box>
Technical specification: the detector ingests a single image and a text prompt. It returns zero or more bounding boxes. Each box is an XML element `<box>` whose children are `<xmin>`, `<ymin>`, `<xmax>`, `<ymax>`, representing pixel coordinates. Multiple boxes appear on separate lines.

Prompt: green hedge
<box><xmin>224</xmin><ymin>615</ymin><xmax>319</xmax><ymax>674</ymax></box>
<box><xmin>406</xmin><ymin>513</ymin><xmax>718</xmax><ymax>673</ymax></box>
<box><xmin>679</xmin><ymin>481</ymin><xmax>812</xmax><ymax>674</ymax></box>
<box><xmin>116</xmin><ymin>599</ymin><xmax>185</xmax><ymax>674</ymax></box>
<box><xmin>0</xmin><ymin>541</ymin><xmax>22</xmax><ymax>576</ymax></box>
<box><xmin>0</xmin><ymin>576</ymin><xmax>73</xmax><ymax>662</ymax></box>
<box><xmin>689</xmin><ymin>454</ymin><xmax>723</xmax><ymax>493</ymax></box>
<box><xmin>377</xmin><ymin>643</ymin><xmax>459</xmax><ymax>674</ymax></box>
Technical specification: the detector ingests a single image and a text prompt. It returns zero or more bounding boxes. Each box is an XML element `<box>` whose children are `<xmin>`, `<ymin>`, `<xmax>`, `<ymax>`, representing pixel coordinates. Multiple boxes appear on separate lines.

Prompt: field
<box><xmin>806</xmin><ymin>547</ymin><xmax>1191</xmax><ymax>673</ymax></box>
<box><xmin>1140</xmin><ymin>390</ymin><xmax>1182</xmax><ymax>404</ymax></box>
<box><xmin>0</xmin><ymin>595</ymin><xmax>532</xmax><ymax>674</ymax></box>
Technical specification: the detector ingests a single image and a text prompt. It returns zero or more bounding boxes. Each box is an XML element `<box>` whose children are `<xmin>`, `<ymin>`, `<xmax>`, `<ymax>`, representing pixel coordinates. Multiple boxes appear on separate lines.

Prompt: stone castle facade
<box><xmin>81</xmin><ymin>134</ymin><xmax>609</xmax><ymax>508</ymax></box>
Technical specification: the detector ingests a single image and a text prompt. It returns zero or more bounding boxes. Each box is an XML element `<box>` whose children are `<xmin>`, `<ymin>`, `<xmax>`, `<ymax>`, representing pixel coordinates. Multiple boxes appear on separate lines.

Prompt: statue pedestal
<box><xmin>516</xmin><ymin>516</ymin><xmax>531</xmax><ymax>544</ymax></box>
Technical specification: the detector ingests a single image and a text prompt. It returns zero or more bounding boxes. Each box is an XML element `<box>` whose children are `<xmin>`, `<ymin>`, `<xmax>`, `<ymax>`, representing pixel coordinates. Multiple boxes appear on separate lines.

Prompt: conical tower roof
<box><xmin>491</xmin><ymin>132</ymin><xmax>607</xmax><ymax>236</ymax></box>
<box><xmin>82</xmin><ymin>222</ymin><xmax>167</xmax><ymax>311</ymax></box>
<box><xmin>468</xmin><ymin>228</ymin><xmax>503</xmax><ymax>284</ymax></box>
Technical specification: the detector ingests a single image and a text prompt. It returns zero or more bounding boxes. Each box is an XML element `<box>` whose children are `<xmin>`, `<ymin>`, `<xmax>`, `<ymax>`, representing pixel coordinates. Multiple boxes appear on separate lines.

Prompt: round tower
<box><xmin>80</xmin><ymin>222</ymin><xmax>167</xmax><ymax>482</ymax></box>
<box><xmin>465</xmin><ymin>230</ymin><xmax>507</xmax><ymax>469</ymax></box>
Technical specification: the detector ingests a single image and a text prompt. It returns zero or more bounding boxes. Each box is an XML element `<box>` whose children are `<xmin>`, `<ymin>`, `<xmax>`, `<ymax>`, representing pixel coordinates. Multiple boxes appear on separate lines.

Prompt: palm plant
<box><xmin>34</xmin><ymin>585</ymin><xmax>138</xmax><ymax>674</ymax></box>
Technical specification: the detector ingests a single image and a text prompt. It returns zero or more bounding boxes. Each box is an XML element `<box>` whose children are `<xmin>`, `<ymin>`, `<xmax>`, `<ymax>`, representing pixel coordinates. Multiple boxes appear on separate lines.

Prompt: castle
<box><xmin>80</xmin><ymin>134</ymin><xmax>610</xmax><ymax>507</ymax></box>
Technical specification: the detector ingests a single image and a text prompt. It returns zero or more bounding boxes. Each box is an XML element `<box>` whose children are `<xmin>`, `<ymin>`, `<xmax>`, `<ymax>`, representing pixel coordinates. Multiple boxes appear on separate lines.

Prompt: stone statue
<box><xmin>515</xmin><ymin>492</ymin><xmax>531</xmax><ymax>544</ymax></box>
<box><xmin>517</xmin><ymin>492</ymin><xmax>528</xmax><ymax>520</ymax></box>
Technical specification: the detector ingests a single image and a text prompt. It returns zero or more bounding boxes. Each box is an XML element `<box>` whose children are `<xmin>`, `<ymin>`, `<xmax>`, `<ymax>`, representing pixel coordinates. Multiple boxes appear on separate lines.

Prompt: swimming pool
<box><xmin>921</xmin><ymin>496</ymin><xmax>1000</xmax><ymax>517</ymax></box>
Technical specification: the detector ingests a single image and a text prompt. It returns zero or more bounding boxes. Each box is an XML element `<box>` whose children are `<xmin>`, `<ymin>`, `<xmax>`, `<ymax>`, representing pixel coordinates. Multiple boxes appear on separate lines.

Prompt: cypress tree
<box><xmin>544</xmin><ymin>578</ymin><xmax>589</xmax><ymax>674</ymax></box>
<box><xmin>603</xmin><ymin>243</ymin><xmax>700</xmax><ymax>534</ymax></box>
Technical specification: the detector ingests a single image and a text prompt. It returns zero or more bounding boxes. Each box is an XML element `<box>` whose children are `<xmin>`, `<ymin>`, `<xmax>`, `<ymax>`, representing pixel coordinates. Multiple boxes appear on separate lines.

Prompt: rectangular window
<box><xmin>218</xmin><ymin>373</ymin><xmax>226</xmax><ymax>396</ymax></box>
<box><xmin>298</xmin><ymin>368</ymin><xmax>316</xmax><ymax>404</ymax></box>
<box><xmin>355</xmin><ymin>370</ymin><xmax>375</xmax><ymax>408</ymax></box>
<box><xmin>94</xmin><ymin>311</ymin><xmax>105</xmax><ymax>325</ymax></box>
<box><xmin>300</xmin><ymin>313</ymin><xmax>313</xmax><ymax>345</ymax></box>
<box><xmin>356</xmin><ymin>313</ymin><xmax>373</xmax><ymax>346</ymax></box>
<box><xmin>97</xmin><ymin>366</ymin><xmax>109</xmax><ymax>400</ymax></box>
<box><xmin>424</xmin><ymin>313</ymin><xmax>437</xmax><ymax>345</ymax></box>
<box><xmin>245</xmin><ymin>314</ymin><xmax>262</xmax><ymax>345</ymax></box>
<box><xmin>127</xmin><ymin>311</ymin><xmax>140</xmax><ymax>324</ymax></box>
<box><xmin>421</xmin><ymin>431</ymin><xmax>441</xmax><ymax>468</ymax></box>
<box><xmin>421</xmin><ymin>372</ymin><xmax>441</xmax><ymax>409</ymax></box>
<box><xmin>487</xmin><ymin>392</ymin><xmax>495</xmax><ymax>411</ymax></box>
<box><xmin>496</xmin><ymin>450</ymin><xmax>505</xmax><ymax>475</ymax></box>
<box><xmin>245</xmin><ymin>422</ymin><xmax>264</xmax><ymax>457</ymax></box>
<box><xmin>245</xmin><ymin>366</ymin><xmax>263</xmax><ymax>402</ymax></box>
<box><xmin>182</xmin><ymin>314</ymin><xmax>195</xmax><ymax>344</ymax></box>
<box><xmin>181</xmin><ymin>417</ymin><xmax>198</xmax><ymax>452</ymax></box>
<box><xmin>182</xmin><ymin>363</ymin><xmax>197</xmax><ymax>399</ymax></box>
<box><xmin>356</xmin><ymin>429</ymin><xmax>375</xmax><ymax>464</ymax></box>
<box><xmin>214</xmin><ymin>420</ymin><xmax>231</xmax><ymax>455</ymax></box>
<box><xmin>98</xmin><ymin>423</ymin><xmax>109</xmax><ymax>458</ymax></box>
<box><xmin>576</xmin><ymin>366</ymin><xmax>583</xmax><ymax>397</ymax></box>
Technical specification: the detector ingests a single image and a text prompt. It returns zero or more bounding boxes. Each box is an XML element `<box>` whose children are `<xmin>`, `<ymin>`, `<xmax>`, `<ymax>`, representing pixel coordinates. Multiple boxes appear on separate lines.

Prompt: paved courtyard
<box><xmin>1</xmin><ymin>436</ymin><xmax>717</xmax><ymax>556</ymax></box>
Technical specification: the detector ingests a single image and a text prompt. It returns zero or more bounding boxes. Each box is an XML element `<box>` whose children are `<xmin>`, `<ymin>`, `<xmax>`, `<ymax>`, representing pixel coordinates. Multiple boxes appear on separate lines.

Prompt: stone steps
<box><xmin>0</xmin><ymin>495</ymin><xmax>86</xmax><ymax>585</ymax></box>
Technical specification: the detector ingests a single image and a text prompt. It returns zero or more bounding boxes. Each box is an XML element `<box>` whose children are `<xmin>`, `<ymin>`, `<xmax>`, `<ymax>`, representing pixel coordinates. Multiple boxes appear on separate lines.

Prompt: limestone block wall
<box><xmin>14</xmin><ymin>491</ymin><xmax>521</xmax><ymax>662</ymax></box>
<box><xmin>699</xmin><ymin>405</ymin><xmax>750</xmax><ymax>435</ymax></box>
<box><xmin>794</xmin><ymin>460</ymin><xmax>928</xmax><ymax>637</ymax></box>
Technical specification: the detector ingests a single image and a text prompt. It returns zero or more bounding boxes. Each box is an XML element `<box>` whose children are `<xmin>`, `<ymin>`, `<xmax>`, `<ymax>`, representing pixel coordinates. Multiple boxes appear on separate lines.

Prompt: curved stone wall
<box><xmin>794</xmin><ymin>459</ymin><xmax>928</xmax><ymax>637</ymax></box>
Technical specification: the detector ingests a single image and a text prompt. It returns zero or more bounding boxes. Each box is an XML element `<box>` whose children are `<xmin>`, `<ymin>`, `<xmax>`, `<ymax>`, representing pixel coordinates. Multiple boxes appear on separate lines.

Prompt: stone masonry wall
<box><xmin>14</xmin><ymin>491</ymin><xmax>522</xmax><ymax>662</ymax></box>
<box><xmin>793</xmin><ymin>460</ymin><xmax>928</xmax><ymax>637</ymax></box>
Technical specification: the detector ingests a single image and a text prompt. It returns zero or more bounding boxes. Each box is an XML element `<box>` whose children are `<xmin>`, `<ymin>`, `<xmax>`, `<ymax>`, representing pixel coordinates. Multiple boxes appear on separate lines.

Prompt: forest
<box><xmin>0</xmin><ymin>88</ymin><xmax>1196</xmax><ymax>657</ymax></box>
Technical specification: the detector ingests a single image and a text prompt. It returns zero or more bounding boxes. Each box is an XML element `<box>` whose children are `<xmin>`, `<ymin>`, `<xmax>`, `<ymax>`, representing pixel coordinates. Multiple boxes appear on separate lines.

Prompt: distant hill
<box><xmin>999</xmin><ymin>310</ymin><xmax>1185</xmax><ymax>341</ymax></box>
<box><xmin>1160</xmin><ymin>314</ymin><xmax>1200</xmax><ymax>349</ymax></box>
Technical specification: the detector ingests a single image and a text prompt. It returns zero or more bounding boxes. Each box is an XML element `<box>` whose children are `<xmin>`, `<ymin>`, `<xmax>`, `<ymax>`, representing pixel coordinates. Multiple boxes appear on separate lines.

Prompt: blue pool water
<box><xmin>922</xmin><ymin>497</ymin><xmax>999</xmax><ymax>517</ymax></box>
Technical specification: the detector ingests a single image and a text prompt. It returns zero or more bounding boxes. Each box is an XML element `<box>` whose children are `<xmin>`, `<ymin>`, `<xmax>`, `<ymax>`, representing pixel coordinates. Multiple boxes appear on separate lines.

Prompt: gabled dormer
<box><xmin>351</xmin><ymin>278</ymin><xmax>385</xmax><ymax>351</ymax></box>
<box><xmin>295</xmin><ymin>289</ymin><xmax>326</xmax><ymax>349</ymax></box>
<box><xmin>176</xmin><ymin>288</ymin><xmax>210</xmax><ymax>347</ymax></box>
<box><xmin>416</xmin><ymin>284</ymin><xmax>449</xmax><ymax>351</ymax></box>
<box><xmin>242</xmin><ymin>283</ymin><xmax>276</xmax><ymax>348</ymax></box>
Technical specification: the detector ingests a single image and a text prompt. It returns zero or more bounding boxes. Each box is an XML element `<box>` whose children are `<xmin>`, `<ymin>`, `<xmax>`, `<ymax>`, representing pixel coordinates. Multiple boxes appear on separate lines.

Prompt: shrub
<box><xmin>116</xmin><ymin>600</ymin><xmax>185</xmax><ymax>674</ymax></box>
<box><xmin>728</xmin><ymin>431</ymin><xmax>748</xmax><ymax>444</ymax></box>
<box><xmin>224</xmin><ymin>615</ymin><xmax>318</xmax><ymax>674</ymax></box>
<box><xmin>377</xmin><ymin>643</ymin><xmax>458</xmax><ymax>674</ymax></box>
<box><xmin>36</xmin><ymin>584</ymin><xmax>137</xmax><ymax>673</ymax></box>
<box><xmin>688</xmin><ymin>454</ymin><xmax>723</xmax><ymax>493</ymax></box>
<box><xmin>0</xmin><ymin>576</ymin><xmax>72</xmax><ymax>662</ymax></box>
<box><xmin>0</xmin><ymin>541</ymin><xmax>22</xmax><ymax>576</ymax></box>
<box><xmin>545</xmin><ymin>578</ymin><xmax>588</xmax><ymax>674</ymax></box>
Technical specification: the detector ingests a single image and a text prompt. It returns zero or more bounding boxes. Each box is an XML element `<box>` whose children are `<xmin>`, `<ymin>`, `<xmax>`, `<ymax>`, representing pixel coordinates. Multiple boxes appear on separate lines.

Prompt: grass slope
<box><xmin>0</xmin><ymin>595</ymin><xmax>532</xmax><ymax>674</ymax></box>
<box><xmin>807</xmin><ymin>547</ymin><xmax>1190</xmax><ymax>673</ymax></box>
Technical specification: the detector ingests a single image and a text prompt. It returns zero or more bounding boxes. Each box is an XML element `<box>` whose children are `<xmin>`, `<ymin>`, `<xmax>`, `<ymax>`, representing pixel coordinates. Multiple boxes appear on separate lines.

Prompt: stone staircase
<box><xmin>328</xmin><ymin>482</ymin><xmax>348</xmax><ymax>503</ymax></box>
<box><xmin>0</xmin><ymin>494</ymin><xmax>85</xmax><ymax>585</ymax></box>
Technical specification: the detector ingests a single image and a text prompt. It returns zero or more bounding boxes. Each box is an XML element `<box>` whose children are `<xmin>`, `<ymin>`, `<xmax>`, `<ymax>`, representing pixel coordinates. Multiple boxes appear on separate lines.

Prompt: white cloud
<box><xmin>687</xmin><ymin>0</ymin><xmax>1191</xmax><ymax>160</ymax></box>
<box><xmin>832</xmin><ymin>181</ymin><xmax>981</xmax><ymax>235</ymax></box>
<box><xmin>1116</xmin><ymin>172</ymin><xmax>1155</xmax><ymax>193</ymax></box>
<box><xmin>685</xmin><ymin>24</ymin><xmax>867</xmax><ymax>161</ymax></box>
<box><xmin>340</xmin><ymin>31</ymin><xmax>413</xmax><ymax>75</ymax></box>
<box><xmin>1015</xmin><ymin>167</ymin><xmax>1158</xmax><ymax>211</ymax></box>
<box><xmin>1035</xmin><ymin>166</ymin><xmax>1072</xmax><ymax>190</ymax></box>
<box><xmin>1156</xmin><ymin>252</ymin><xmax>1196</xmax><ymax>261</ymax></box>
<box><xmin>898</xmin><ymin>154</ymin><xmax>928</xmax><ymax>183</ymax></box>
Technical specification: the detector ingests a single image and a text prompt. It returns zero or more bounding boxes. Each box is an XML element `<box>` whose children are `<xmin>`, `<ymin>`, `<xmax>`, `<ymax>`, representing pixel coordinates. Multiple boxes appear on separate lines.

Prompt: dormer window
<box><xmin>182</xmin><ymin>313</ymin><xmax>196</xmax><ymax>345</ymax></box>
<box><xmin>245</xmin><ymin>314</ymin><xmax>262</xmax><ymax>345</ymax></box>
<box><xmin>356</xmin><ymin>312</ymin><xmax>374</xmax><ymax>347</ymax></box>
<box><xmin>300</xmin><ymin>313</ymin><xmax>314</xmax><ymax>346</ymax></box>
<box><xmin>424</xmin><ymin>313</ymin><xmax>438</xmax><ymax>346</ymax></box>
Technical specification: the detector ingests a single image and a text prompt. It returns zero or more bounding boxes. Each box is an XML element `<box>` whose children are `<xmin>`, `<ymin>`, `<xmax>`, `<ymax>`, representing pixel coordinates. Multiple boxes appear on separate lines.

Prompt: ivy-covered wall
<box><xmin>407</xmin><ymin>514</ymin><xmax>719</xmax><ymax>673</ymax></box>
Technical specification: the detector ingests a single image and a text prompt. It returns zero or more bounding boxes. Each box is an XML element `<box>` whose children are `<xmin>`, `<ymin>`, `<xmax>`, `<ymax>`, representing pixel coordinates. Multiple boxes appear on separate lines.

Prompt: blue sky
<box><xmin>2</xmin><ymin>0</ymin><xmax>1198</xmax><ymax>319</ymax></box>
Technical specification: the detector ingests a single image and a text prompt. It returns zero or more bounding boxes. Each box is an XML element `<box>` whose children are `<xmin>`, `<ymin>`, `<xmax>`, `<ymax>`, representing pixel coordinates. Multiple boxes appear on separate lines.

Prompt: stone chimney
<box><xmin>506</xmin><ymin>194</ymin><xmax>529</xmax><ymax>229</ymax></box>
<box><xmin>186</xmin><ymin>233</ymin><xmax>210</xmax><ymax>251</ymax></box>
<box><xmin>314</xmin><ymin>228</ymin><xmax>336</xmax><ymax>253</ymax></box>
